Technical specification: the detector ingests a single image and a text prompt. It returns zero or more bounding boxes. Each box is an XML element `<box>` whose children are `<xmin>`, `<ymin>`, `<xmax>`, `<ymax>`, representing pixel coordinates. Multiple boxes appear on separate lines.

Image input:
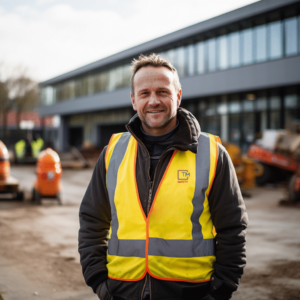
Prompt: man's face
<box><xmin>130</xmin><ymin>66</ymin><xmax>181</xmax><ymax>136</ymax></box>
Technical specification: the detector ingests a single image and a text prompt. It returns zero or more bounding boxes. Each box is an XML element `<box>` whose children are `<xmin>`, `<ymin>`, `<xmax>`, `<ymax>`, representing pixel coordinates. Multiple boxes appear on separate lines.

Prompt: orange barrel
<box><xmin>34</xmin><ymin>148</ymin><xmax>62</xmax><ymax>196</ymax></box>
<box><xmin>0</xmin><ymin>140</ymin><xmax>10</xmax><ymax>181</ymax></box>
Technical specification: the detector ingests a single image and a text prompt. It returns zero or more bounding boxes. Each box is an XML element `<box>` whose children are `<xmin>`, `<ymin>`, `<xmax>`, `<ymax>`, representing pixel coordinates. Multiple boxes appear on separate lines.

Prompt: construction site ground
<box><xmin>0</xmin><ymin>165</ymin><xmax>300</xmax><ymax>300</ymax></box>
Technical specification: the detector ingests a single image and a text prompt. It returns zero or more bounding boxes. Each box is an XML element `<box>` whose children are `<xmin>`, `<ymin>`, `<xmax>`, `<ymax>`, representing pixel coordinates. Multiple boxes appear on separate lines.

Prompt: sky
<box><xmin>0</xmin><ymin>0</ymin><xmax>260</xmax><ymax>82</ymax></box>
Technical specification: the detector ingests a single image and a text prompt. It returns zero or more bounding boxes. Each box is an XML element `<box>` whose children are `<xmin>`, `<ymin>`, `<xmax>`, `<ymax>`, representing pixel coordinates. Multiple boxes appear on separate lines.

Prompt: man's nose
<box><xmin>148</xmin><ymin>93</ymin><xmax>160</xmax><ymax>105</ymax></box>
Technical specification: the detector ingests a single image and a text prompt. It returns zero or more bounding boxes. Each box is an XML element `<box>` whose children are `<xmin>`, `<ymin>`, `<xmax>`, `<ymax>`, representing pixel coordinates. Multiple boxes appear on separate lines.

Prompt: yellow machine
<box><xmin>223</xmin><ymin>142</ymin><xmax>263</xmax><ymax>188</ymax></box>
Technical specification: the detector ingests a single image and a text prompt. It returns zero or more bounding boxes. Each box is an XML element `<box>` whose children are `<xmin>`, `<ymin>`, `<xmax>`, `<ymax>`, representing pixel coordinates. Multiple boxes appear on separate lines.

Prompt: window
<box><xmin>229</xmin><ymin>31</ymin><xmax>241</xmax><ymax>67</ymax></box>
<box><xmin>187</xmin><ymin>44</ymin><xmax>195</xmax><ymax>76</ymax></box>
<box><xmin>207</xmin><ymin>38</ymin><xmax>217</xmax><ymax>72</ymax></box>
<box><xmin>196</xmin><ymin>41</ymin><xmax>205</xmax><ymax>74</ymax></box>
<box><xmin>217</xmin><ymin>101</ymin><xmax>228</xmax><ymax>114</ymax></box>
<box><xmin>167</xmin><ymin>49</ymin><xmax>176</xmax><ymax>66</ymax></box>
<box><xmin>284</xmin><ymin>87</ymin><xmax>299</xmax><ymax>130</ymax></box>
<box><xmin>241</xmin><ymin>27</ymin><xmax>254</xmax><ymax>65</ymax></box>
<box><xmin>229</xmin><ymin>100</ymin><xmax>241</xmax><ymax>114</ymax></box>
<box><xmin>121</xmin><ymin>64</ymin><xmax>131</xmax><ymax>88</ymax></box>
<box><xmin>284</xmin><ymin>17</ymin><xmax>299</xmax><ymax>56</ymax></box>
<box><xmin>284</xmin><ymin>90</ymin><xmax>298</xmax><ymax>109</ymax></box>
<box><xmin>255</xmin><ymin>24</ymin><xmax>267</xmax><ymax>62</ymax></box>
<box><xmin>176</xmin><ymin>46</ymin><xmax>186</xmax><ymax>77</ymax></box>
<box><xmin>269</xmin><ymin>20</ymin><xmax>283</xmax><ymax>59</ymax></box>
<box><xmin>107</xmin><ymin>68</ymin><xmax>119</xmax><ymax>91</ymax></box>
<box><xmin>256</xmin><ymin>94</ymin><xmax>267</xmax><ymax>111</ymax></box>
<box><xmin>43</xmin><ymin>86</ymin><xmax>55</xmax><ymax>105</ymax></box>
<box><xmin>243</xmin><ymin>99</ymin><xmax>255</xmax><ymax>112</ymax></box>
<box><xmin>270</xmin><ymin>90</ymin><xmax>281</xmax><ymax>129</ymax></box>
<box><xmin>217</xmin><ymin>35</ymin><xmax>228</xmax><ymax>70</ymax></box>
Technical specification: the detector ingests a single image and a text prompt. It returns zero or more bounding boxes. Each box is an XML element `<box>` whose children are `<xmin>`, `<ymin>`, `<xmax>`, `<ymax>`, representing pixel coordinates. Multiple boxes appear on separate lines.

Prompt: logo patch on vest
<box><xmin>178</xmin><ymin>170</ymin><xmax>190</xmax><ymax>183</ymax></box>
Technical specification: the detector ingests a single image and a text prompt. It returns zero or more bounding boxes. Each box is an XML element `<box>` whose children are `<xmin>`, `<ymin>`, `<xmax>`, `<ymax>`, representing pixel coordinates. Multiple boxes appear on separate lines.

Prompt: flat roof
<box><xmin>40</xmin><ymin>0</ymin><xmax>299</xmax><ymax>86</ymax></box>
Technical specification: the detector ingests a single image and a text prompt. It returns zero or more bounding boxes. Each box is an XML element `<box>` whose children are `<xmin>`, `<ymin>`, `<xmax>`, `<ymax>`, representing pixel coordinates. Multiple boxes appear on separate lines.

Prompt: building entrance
<box><xmin>97</xmin><ymin>124</ymin><xmax>127</xmax><ymax>148</ymax></box>
<box><xmin>69</xmin><ymin>127</ymin><xmax>83</xmax><ymax>149</ymax></box>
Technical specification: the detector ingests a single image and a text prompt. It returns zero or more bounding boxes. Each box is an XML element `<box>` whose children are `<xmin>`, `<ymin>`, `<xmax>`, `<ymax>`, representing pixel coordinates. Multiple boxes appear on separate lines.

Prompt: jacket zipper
<box><xmin>127</xmin><ymin>126</ymin><xmax>177</xmax><ymax>300</ymax></box>
<box><xmin>141</xmin><ymin>274</ymin><xmax>147</xmax><ymax>300</ymax></box>
<box><xmin>147</xmin><ymin>182</ymin><xmax>153</xmax><ymax>215</ymax></box>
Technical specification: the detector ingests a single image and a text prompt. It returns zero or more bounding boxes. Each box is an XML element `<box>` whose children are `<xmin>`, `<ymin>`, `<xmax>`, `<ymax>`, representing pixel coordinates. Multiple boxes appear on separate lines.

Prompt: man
<box><xmin>78</xmin><ymin>54</ymin><xmax>248</xmax><ymax>300</ymax></box>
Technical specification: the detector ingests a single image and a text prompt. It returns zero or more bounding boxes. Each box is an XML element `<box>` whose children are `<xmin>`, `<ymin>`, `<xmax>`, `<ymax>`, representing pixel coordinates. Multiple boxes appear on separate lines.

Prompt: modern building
<box><xmin>39</xmin><ymin>0</ymin><xmax>300</xmax><ymax>152</ymax></box>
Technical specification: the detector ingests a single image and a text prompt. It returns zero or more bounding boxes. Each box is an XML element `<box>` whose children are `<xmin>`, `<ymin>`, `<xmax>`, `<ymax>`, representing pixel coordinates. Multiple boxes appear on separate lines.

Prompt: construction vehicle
<box><xmin>248</xmin><ymin>130</ymin><xmax>300</xmax><ymax>203</ymax></box>
<box><xmin>223</xmin><ymin>142</ymin><xmax>263</xmax><ymax>189</ymax></box>
<box><xmin>0</xmin><ymin>140</ymin><xmax>24</xmax><ymax>200</ymax></box>
<box><xmin>32</xmin><ymin>148</ymin><xmax>62</xmax><ymax>205</ymax></box>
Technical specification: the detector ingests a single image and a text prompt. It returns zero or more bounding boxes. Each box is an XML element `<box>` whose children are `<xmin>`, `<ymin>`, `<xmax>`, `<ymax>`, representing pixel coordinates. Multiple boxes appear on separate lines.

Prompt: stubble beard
<box><xmin>140</xmin><ymin>110</ymin><xmax>176</xmax><ymax>132</ymax></box>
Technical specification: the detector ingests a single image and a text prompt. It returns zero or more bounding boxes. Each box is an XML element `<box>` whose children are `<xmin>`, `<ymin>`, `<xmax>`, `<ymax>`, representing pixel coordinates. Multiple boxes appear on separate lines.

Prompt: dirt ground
<box><xmin>0</xmin><ymin>165</ymin><xmax>300</xmax><ymax>300</ymax></box>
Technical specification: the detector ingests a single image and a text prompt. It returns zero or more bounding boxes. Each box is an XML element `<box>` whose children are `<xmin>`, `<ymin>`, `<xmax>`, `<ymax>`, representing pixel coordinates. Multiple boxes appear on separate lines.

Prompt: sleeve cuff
<box><xmin>209</xmin><ymin>274</ymin><xmax>234</xmax><ymax>300</ymax></box>
<box><xmin>88</xmin><ymin>272</ymin><xmax>108</xmax><ymax>293</ymax></box>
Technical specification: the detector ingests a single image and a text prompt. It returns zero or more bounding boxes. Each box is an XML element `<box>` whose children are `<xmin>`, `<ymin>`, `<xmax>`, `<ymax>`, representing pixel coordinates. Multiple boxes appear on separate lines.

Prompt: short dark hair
<box><xmin>130</xmin><ymin>53</ymin><xmax>181</xmax><ymax>95</ymax></box>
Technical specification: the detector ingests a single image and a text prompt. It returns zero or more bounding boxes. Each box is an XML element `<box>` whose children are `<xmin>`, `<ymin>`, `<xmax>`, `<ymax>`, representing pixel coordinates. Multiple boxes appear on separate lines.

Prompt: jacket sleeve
<box><xmin>78</xmin><ymin>147</ymin><xmax>111</xmax><ymax>293</ymax></box>
<box><xmin>208</xmin><ymin>143</ymin><xmax>248</xmax><ymax>300</ymax></box>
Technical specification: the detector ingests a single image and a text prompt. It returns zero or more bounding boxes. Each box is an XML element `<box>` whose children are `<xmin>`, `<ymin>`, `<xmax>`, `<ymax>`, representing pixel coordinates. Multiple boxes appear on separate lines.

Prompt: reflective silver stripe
<box><xmin>108</xmin><ymin>237</ymin><xmax>145</xmax><ymax>257</ymax></box>
<box><xmin>148</xmin><ymin>238</ymin><xmax>215</xmax><ymax>257</ymax></box>
<box><xmin>106</xmin><ymin>133</ymin><xmax>131</xmax><ymax>256</ymax></box>
<box><xmin>191</xmin><ymin>133</ymin><xmax>211</xmax><ymax>241</ymax></box>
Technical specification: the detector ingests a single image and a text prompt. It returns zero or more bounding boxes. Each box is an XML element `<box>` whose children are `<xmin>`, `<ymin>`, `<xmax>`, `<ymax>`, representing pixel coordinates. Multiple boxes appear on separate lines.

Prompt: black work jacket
<box><xmin>78</xmin><ymin>108</ymin><xmax>248</xmax><ymax>300</ymax></box>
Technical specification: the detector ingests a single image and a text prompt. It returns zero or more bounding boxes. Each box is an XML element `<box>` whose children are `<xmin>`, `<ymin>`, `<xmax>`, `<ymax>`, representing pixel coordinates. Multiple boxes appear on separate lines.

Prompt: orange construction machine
<box><xmin>32</xmin><ymin>148</ymin><xmax>62</xmax><ymax>205</ymax></box>
<box><xmin>248</xmin><ymin>130</ymin><xmax>300</xmax><ymax>203</ymax></box>
<box><xmin>0</xmin><ymin>140</ymin><xmax>24</xmax><ymax>200</ymax></box>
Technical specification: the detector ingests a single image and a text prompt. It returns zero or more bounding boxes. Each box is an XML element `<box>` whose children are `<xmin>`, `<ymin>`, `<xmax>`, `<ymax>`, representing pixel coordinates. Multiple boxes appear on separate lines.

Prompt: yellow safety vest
<box><xmin>105</xmin><ymin>132</ymin><xmax>219</xmax><ymax>283</ymax></box>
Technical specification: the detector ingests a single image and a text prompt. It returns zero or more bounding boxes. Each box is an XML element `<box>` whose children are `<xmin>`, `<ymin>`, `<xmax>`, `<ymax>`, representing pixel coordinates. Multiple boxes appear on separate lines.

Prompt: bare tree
<box><xmin>0</xmin><ymin>64</ymin><xmax>38</xmax><ymax>135</ymax></box>
<box><xmin>9</xmin><ymin>73</ymin><xmax>38</xmax><ymax>130</ymax></box>
<box><xmin>0</xmin><ymin>64</ymin><xmax>14</xmax><ymax>139</ymax></box>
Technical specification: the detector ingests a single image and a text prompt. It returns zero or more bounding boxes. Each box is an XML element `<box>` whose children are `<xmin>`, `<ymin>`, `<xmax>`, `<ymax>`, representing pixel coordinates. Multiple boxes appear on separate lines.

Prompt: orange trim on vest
<box><xmin>207</xmin><ymin>139</ymin><xmax>219</xmax><ymax>196</ymax></box>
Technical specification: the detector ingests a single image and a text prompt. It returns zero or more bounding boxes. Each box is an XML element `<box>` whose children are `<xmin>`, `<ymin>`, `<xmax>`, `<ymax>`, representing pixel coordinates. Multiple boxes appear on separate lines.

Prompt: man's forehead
<box><xmin>134</xmin><ymin>66</ymin><xmax>174</xmax><ymax>84</ymax></box>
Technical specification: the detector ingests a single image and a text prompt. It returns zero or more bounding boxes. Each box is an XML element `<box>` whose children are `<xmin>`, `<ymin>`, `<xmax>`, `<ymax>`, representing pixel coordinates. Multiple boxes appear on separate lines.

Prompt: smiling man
<box><xmin>78</xmin><ymin>54</ymin><xmax>248</xmax><ymax>300</ymax></box>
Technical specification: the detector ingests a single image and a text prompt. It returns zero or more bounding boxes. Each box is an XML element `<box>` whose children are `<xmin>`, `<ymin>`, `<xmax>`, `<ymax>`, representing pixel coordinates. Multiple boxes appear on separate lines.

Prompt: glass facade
<box><xmin>269</xmin><ymin>20</ymin><xmax>283</xmax><ymax>59</ymax></box>
<box><xmin>217</xmin><ymin>35</ymin><xmax>228</xmax><ymax>70</ymax></box>
<box><xmin>207</xmin><ymin>38</ymin><xmax>217</xmax><ymax>72</ymax></box>
<box><xmin>229</xmin><ymin>31</ymin><xmax>241</xmax><ymax>67</ymax></box>
<box><xmin>187</xmin><ymin>44</ymin><xmax>195</xmax><ymax>76</ymax></box>
<box><xmin>241</xmin><ymin>27</ymin><xmax>254</xmax><ymax>65</ymax></box>
<box><xmin>40</xmin><ymin>6</ymin><xmax>300</xmax><ymax>106</ymax></box>
<box><xmin>196</xmin><ymin>41</ymin><xmax>205</xmax><ymax>74</ymax></box>
<box><xmin>179</xmin><ymin>86</ymin><xmax>299</xmax><ymax>151</ymax></box>
<box><xmin>285</xmin><ymin>17</ymin><xmax>299</xmax><ymax>56</ymax></box>
<box><xmin>255</xmin><ymin>23</ymin><xmax>268</xmax><ymax>62</ymax></box>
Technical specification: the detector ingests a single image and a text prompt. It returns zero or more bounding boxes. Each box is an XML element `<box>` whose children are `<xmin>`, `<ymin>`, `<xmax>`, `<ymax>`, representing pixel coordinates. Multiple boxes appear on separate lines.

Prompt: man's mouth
<box><xmin>147</xmin><ymin>110</ymin><xmax>164</xmax><ymax>114</ymax></box>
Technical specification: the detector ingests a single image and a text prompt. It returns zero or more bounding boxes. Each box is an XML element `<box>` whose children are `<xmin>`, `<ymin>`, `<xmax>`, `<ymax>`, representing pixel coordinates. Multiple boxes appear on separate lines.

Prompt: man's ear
<box><xmin>177</xmin><ymin>89</ymin><xmax>182</xmax><ymax>107</ymax></box>
<box><xmin>130</xmin><ymin>93</ymin><xmax>137</xmax><ymax>111</ymax></box>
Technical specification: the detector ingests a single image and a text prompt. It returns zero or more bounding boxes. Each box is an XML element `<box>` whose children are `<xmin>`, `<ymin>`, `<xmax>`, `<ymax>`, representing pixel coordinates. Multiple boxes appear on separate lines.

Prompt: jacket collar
<box><xmin>126</xmin><ymin>107</ymin><xmax>201</xmax><ymax>154</ymax></box>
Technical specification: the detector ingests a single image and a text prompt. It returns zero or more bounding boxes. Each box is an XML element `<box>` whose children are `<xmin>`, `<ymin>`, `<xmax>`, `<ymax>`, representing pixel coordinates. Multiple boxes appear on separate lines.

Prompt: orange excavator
<box><xmin>0</xmin><ymin>140</ymin><xmax>24</xmax><ymax>200</ymax></box>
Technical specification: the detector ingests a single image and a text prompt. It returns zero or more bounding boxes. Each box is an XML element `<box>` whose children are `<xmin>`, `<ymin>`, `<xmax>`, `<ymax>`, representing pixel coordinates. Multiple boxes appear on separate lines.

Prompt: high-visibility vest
<box><xmin>15</xmin><ymin>139</ymin><xmax>26</xmax><ymax>159</ymax></box>
<box><xmin>31</xmin><ymin>138</ymin><xmax>44</xmax><ymax>158</ymax></box>
<box><xmin>105</xmin><ymin>132</ymin><xmax>220</xmax><ymax>282</ymax></box>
